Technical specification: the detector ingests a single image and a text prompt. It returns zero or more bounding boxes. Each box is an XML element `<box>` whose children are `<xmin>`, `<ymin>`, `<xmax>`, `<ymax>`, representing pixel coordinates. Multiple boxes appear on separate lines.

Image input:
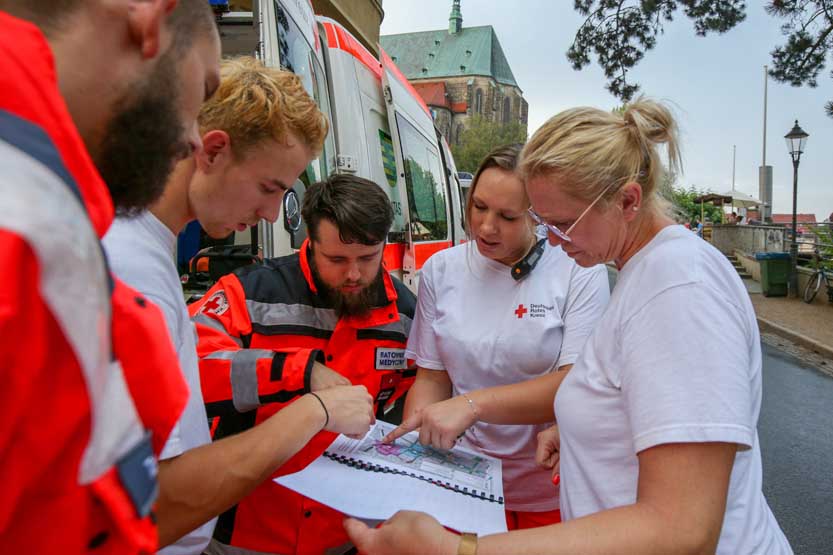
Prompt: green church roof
<box><xmin>380</xmin><ymin>25</ymin><xmax>519</xmax><ymax>89</ymax></box>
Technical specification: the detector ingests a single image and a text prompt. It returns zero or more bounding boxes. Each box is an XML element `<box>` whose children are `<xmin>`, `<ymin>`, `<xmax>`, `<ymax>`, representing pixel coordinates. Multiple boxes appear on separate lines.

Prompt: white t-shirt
<box><xmin>407</xmin><ymin>241</ymin><xmax>609</xmax><ymax>511</ymax></box>
<box><xmin>103</xmin><ymin>211</ymin><xmax>216</xmax><ymax>555</ymax></box>
<box><xmin>556</xmin><ymin>225</ymin><xmax>792</xmax><ymax>554</ymax></box>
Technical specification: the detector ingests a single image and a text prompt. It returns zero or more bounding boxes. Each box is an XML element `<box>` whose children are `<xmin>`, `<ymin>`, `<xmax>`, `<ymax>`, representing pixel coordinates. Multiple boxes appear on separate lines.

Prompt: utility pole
<box><xmin>732</xmin><ymin>144</ymin><xmax>736</xmax><ymax>192</ymax></box>
<box><xmin>759</xmin><ymin>65</ymin><xmax>773</xmax><ymax>222</ymax></box>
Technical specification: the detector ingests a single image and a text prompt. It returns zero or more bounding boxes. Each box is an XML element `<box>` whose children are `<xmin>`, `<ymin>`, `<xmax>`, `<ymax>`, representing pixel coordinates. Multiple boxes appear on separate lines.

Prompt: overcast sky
<box><xmin>380</xmin><ymin>1</ymin><xmax>833</xmax><ymax>221</ymax></box>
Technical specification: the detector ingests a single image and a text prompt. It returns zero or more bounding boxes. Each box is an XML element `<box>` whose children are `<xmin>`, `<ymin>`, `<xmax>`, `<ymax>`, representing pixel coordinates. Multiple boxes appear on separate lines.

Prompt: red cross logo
<box><xmin>514</xmin><ymin>304</ymin><xmax>528</xmax><ymax>319</ymax></box>
<box><xmin>201</xmin><ymin>291</ymin><xmax>229</xmax><ymax>316</ymax></box>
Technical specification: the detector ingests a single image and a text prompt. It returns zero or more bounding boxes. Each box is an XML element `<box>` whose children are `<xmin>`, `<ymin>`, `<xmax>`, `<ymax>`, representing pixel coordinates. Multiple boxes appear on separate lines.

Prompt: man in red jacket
<box><xmin>0</xmin><ymin>1</ymin><xmax>220</xmax><ymax>553</ymax></box>
<box><xmin>192</xmin><ymin>175</ymin><xmax>418</xmax><ymax>555</ymax></box>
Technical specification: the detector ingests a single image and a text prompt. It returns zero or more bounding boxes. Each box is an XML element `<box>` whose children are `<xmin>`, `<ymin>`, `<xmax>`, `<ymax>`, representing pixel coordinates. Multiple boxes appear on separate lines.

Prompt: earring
<box><xmin>632</xmin><ymin>206</ymin><xmax>639</xmax><ymax>212</ymax></box>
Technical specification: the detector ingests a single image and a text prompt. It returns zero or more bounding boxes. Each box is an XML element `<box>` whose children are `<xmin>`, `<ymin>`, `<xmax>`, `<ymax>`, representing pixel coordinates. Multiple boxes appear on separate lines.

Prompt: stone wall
<box><xmin>711</xmin><ymin>225</ymin><xmax>786</xmax><ymax>256</ymax></box>
<box><xmin>736</xmin><ymin>251</ymin><xmax>762</xmax><ymax>281</ymax></box>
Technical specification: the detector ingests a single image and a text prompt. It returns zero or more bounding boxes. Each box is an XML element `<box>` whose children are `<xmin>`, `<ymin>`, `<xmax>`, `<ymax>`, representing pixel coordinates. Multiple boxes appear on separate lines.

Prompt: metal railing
<box><xmin>793</xmin><ymin>223</ymin><xmax>833</xmax><ymax>267</ymax></box>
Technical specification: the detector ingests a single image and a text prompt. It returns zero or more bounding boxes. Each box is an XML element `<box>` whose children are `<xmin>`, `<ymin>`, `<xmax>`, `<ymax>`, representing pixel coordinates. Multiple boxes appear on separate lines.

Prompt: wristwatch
<box><xmin>457</xmin><ymin>532</ymin><xmax>478</xmax><ymax>555</ymax></box>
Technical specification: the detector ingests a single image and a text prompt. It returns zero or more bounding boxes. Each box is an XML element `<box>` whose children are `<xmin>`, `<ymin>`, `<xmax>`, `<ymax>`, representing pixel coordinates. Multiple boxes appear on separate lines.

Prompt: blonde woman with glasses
<box><xmin>344</xmin><ymin>100</ymin><xmax>792</xmax><ymax>555</ymax></box>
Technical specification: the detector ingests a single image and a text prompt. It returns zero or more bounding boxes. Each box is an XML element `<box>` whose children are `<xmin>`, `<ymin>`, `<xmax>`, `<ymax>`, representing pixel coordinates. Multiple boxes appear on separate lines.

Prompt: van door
<box><xmin>380</xmin><ymin>49</ymin><xmax>452</xmax><ymax>289</ymax></box>
<box><xmin>437</xmin><ymin>133</ymin><xmax>466</xmax><ymax>244</ymax></box>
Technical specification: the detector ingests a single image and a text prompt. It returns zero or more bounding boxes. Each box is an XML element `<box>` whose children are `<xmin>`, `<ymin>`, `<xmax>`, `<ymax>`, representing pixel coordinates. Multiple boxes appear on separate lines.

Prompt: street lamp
<box><xmin>784</xmin><ymin>120</ymin><xmax>809</xmax><ymax>297</ymax></box>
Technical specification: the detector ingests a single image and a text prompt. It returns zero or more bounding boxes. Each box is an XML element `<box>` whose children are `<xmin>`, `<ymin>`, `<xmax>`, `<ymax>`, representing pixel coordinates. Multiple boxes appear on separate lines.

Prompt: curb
<box><xmin>757</xmin><ymin>317</ymin><xmax>833</xmax><ymax>360</ymax></box>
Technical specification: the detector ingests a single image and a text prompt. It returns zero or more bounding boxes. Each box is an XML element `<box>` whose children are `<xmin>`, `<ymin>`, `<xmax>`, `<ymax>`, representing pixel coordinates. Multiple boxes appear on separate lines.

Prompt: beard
<box><xmin>95</xmin><ymin>49</ymin><xmax>189</xmax><ymax>216</ymax></box>
<box><xmin>309</xmin><ymin>253</ymin><xmax>386</xmax><ymax>318</ymax></box>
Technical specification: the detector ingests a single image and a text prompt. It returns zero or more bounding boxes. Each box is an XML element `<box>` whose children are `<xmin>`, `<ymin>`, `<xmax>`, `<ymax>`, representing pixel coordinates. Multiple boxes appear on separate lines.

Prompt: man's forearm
<box><xmin>155</xmin><ymin>394</ymin><xmax>325</xmax><ymax>547</ymax></box>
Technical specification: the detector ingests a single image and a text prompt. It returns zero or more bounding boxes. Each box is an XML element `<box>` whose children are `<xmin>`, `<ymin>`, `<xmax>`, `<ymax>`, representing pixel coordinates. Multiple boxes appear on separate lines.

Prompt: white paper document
<box><xmin>275</xmin><ymin>420</ymin><xmax>507</xmax><ymax>535</ymax></box>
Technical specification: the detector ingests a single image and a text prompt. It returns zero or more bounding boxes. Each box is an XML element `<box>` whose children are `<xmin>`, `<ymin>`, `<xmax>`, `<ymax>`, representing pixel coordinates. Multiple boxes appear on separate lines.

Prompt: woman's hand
<box><xmin>535</xmin><ymin>424</ymin><xmax>560</xmax><ymax>479</ymax></box>
<box><xmin>344</xmin><ymin>511</ymin><xmax>459</xmax><ymax>555</ymax></box>
<box><xmin>383</xmin><ymin>395</ymin><xmax>479</xmax><ymax>450</ymax></box>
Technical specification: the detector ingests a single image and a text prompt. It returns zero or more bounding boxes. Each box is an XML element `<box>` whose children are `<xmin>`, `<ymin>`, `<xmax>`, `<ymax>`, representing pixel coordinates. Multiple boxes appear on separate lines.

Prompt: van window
<box><xmin>395</xmin><ymin>113</ymin><xmax>448</xmax><ymax>242</ymax></box>
<box><xmin>274</xmin><ymin>1</ymin><xmax>335</xmax><ymax>181</ymax></box>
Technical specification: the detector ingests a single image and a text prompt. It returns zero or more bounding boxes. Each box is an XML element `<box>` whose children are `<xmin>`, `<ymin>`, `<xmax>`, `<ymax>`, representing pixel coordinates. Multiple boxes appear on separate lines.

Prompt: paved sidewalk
<box><xmin>745</xmin><ymin>281</ymin><xmax>833</xmax><ymax>359</ymax></box>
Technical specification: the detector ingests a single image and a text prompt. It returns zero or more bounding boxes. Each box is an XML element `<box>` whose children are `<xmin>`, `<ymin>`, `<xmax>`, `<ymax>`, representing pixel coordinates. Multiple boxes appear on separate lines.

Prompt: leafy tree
<box><xmin>669</xmin><ymin>185</ymin><xmax>726</xmax><ymax>225</ymax></box>
<box><xmin>569</xmin><ymin>1</ymin><xmax>833</xmax><ymax>117</ymax></box>
<box><xmin>451</xmin><ymin>116</ymin><xmax>528</xmax><ymax>173</ymax></box>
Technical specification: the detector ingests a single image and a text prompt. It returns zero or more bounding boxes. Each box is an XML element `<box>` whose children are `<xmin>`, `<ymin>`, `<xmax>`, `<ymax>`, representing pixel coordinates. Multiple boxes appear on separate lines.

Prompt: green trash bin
<box><xmin>755</xmin><ymin>252</ymin><xmax>791</xmax><ymax>297</ymax></box>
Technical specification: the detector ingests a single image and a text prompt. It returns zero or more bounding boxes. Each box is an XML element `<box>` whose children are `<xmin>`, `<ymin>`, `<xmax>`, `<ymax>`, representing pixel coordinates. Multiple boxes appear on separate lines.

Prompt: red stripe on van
<box><xmin>414</xmin><ymin>241</ymin><xmax>452</xmax><ymax>268</ymax></box>
<box><xmin>326</xmin><ymin>22</ymin><xmax>382</xmax><ymax>79</ymax></box>
<box><xmin>383</xmin><ymin>242</ymin><xmax>405</xmax><ymax>271</ymax></box>
<box><xmin>323</xmin><ymin>21</ymin><xmax>338</xmax><ymax>50</ymax></box>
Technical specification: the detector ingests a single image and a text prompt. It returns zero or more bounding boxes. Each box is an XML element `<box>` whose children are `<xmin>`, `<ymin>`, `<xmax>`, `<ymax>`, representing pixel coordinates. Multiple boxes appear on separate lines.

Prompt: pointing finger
<box><xmin>383</xmin><ymin>412</ymin><xmax>422</xmax><ymax>443</ymax></box>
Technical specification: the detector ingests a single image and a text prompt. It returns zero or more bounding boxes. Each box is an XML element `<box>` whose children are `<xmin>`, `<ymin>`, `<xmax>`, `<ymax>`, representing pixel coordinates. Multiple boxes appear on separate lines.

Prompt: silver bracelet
<box><xmin>461</xmin><ymin>393</ymin><xmax>479</xmax><ymax>419</ymax></box>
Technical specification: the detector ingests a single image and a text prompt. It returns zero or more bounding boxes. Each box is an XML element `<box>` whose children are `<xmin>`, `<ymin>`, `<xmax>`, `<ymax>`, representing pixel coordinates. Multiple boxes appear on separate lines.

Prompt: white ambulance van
<box><xmin>199</xmin><ymin>0</ymin><xmax>466</xmax><ymax>292</ymax></box>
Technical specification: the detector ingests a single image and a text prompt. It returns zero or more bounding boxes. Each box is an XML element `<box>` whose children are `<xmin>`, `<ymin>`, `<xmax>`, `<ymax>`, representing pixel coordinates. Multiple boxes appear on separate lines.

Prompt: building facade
<box><xmin>380</xmin><ymin>0</ymin><xmax>528</xmax><ymax>145</ymax></box>
<box><xmin>228</xmin><ymin>0</ymin><xmax>384</xmax><ymax>55</ymax></box>
<box><xmin>313</xmin><ymin>0</ymin><xmax>384</xmax><ymax>55</ymax></box>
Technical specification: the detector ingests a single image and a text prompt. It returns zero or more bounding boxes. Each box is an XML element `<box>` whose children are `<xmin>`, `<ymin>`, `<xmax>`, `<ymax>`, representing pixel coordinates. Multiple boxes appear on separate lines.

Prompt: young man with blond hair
<box><xmin>155</xmin><ymin>55</ymin><xmax>330</xmax><ymax>238</ymax></box>
<box><xmin>103</xmin><ymin>55</ymin><xmax>374</xmax><ymax>555</ymax></box>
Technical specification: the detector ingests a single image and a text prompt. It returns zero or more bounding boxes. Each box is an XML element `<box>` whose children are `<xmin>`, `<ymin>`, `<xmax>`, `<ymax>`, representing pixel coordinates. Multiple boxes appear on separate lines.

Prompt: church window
<box><xmin>503</xmin><ymin>97</ymin><xmax>511</xmax><ymax>123</ymax></box>
<box><xmin>474</xmin><ymin>89</ymin><xmax>483</xmax><ymax>114</ymax></box>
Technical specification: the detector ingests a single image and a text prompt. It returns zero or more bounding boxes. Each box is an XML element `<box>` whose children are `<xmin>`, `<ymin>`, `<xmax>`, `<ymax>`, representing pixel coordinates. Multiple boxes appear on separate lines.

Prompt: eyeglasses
<box><xmin>527</xmin><ymin>182</ymin><xmax>618</xmax><ymax>243</ymax></box>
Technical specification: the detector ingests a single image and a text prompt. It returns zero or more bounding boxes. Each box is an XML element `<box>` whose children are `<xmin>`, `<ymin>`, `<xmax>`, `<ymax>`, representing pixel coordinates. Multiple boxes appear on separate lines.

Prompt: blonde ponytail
<box><xmin>519</xmin><ymin>97</ymin><xmax>681</xmax><ymax>215</ymax></box>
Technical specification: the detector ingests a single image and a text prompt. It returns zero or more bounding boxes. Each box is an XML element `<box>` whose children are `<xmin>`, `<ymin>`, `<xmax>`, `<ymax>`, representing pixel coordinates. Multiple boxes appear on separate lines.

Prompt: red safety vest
<box><xmin>0</xmin><ymin>12</ymin><xmax>188</xmax><ymax>554</ymax></box>
<box><xmin>191</xmin><ymin>240</ymin><xmax>416</xmax><ymax>554</ymax></box>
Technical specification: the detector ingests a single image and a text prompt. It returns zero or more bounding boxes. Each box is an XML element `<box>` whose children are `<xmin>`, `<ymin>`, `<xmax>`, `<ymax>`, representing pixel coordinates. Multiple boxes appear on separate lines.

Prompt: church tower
<box><xmin>449</xmin><ymin>0</ymin><xmax>462</xmax><ymax>34</ymax></box>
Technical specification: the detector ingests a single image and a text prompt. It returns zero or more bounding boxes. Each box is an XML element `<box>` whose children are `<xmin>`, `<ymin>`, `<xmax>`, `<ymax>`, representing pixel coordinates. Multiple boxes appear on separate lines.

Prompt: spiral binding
<box><xmin>323</xmin><ymin>451</ymin><xmax>504</xmax><ymax>505</ymax></box>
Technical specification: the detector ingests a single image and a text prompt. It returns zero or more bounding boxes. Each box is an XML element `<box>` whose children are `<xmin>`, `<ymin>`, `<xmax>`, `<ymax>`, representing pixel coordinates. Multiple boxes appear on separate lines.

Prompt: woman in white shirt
<box><xmin>345</xmin><ymin>100</ymin><xmax>792</xmax><ymax>554</ymax></box>
<box><xmin>385</xmin><ymin>144</ymin><xmax>609</xmax><ymax>530</ymax></box>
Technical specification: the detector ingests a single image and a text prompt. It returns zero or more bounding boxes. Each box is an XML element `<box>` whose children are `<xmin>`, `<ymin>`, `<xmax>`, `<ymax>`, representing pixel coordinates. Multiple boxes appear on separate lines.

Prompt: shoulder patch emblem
<box><xmin>201</xmin><ymin>290</ymin><xmax>229</xmax><ymax>316</ymax></box>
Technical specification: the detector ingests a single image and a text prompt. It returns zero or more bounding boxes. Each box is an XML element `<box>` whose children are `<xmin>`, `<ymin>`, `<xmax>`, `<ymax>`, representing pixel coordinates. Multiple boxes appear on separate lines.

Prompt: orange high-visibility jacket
<box><xmin>190</xmin><ymin>240</ymin><xmax>416</xmax><ymax>554</ymax></box>
<box><xmin>0</xmin><ymin>11</ymin><xmax>188</xmax><ymax>555</ymax></box>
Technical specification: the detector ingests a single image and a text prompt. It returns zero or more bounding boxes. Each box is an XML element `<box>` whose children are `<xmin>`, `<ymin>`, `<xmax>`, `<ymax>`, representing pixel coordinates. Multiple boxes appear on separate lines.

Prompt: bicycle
<box><xmin>802</xmin><ymin>251</ymin><xmax>833</xmax><ymax>304</ymax></box>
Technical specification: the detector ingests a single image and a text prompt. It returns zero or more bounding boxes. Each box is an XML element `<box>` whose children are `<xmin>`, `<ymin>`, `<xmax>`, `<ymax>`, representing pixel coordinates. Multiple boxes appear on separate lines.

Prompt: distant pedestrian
<box><xmin>693</xmin><ymin>217</ymin><xmax>704</xmax><ymax>238</ymax></box>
